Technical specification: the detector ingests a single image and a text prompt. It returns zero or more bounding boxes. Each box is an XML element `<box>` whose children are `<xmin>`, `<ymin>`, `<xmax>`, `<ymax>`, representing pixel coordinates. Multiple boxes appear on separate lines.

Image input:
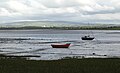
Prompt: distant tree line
<box><xmin>0</xmin><ymin>26</ymin><xmax>120</xmax><ymax>30</ymax></box>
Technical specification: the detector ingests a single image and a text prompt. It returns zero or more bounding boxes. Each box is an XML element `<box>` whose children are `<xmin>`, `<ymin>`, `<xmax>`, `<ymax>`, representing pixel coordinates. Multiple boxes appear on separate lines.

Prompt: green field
<box><xmin>0</xmin><ymin>58</ymin><xmax>120</xmax><ymax>73</ymax></box>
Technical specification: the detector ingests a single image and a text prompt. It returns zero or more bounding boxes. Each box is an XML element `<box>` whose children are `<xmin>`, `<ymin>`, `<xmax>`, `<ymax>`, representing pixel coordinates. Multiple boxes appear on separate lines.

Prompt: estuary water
<box><xmin>0</xmin><ymin>29</ymin><xmax>120</xmax><ymax>60</ymax></box>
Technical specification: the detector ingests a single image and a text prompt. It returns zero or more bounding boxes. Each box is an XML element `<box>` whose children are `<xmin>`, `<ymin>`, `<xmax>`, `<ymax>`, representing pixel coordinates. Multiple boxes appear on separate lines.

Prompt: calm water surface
<box><xmin>0</xmin><ymin>29</ymin><xmax>120</xmax><ymax>60</ymax></box>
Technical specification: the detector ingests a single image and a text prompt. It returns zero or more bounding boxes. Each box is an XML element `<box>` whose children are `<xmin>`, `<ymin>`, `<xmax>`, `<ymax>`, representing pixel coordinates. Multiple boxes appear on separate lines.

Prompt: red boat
<box><xmin>51</xmin><ymin>43</ymin><xmax>71</xmax><ymax>48</ymax></box>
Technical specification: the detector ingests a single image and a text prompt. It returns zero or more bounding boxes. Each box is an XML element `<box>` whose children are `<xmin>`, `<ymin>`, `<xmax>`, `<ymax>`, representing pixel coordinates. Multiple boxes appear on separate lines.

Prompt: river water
<box><xmin>0</xmin><ymin>29</ymin><xmax>120</xmax><ymax>60</ymax></box>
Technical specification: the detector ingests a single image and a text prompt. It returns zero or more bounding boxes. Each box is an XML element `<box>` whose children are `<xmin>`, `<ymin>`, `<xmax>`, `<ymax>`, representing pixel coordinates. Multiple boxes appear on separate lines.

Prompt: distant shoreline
<box><xmin>0</xmin><ymin>26</ymin><xmax>120</xmax><ymax>30</ymax></box>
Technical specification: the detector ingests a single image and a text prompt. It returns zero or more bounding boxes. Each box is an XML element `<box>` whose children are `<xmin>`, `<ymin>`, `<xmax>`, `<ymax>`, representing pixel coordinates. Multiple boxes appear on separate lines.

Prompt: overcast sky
<box><xmin>0</xmin><ymin>0</ymin><xmax>120</xmax><ymax>24</ymax></box>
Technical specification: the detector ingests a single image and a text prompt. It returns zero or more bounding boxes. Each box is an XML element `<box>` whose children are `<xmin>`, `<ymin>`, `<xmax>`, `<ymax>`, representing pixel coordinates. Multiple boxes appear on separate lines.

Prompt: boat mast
<box><xmin>88</xmin><ymin>22</ymin><xmax>94</xmax><ymax>37</ymax></box>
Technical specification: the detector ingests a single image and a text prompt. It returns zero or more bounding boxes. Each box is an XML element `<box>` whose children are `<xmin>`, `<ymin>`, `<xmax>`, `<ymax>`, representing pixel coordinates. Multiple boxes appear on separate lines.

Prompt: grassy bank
<box><xmin>0</xmin><ymin>58</ymin><xmax>120</xmax><ymax>73</ymax></box>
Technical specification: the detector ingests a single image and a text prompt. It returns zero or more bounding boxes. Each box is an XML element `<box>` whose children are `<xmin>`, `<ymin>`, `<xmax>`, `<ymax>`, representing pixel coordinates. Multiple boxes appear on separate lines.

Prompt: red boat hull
<box><xmin>51</xmin><ymin>43</ymin><xmax>70</xmax><ymax>48</ymax></box>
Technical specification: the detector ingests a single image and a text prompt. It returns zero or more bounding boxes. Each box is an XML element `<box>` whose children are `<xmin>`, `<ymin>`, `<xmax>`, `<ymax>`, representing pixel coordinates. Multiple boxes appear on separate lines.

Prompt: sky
<box><xmin>0</xmin><ymin>0</ymin><xmax>120</xmax><ymax>24</ymax></box>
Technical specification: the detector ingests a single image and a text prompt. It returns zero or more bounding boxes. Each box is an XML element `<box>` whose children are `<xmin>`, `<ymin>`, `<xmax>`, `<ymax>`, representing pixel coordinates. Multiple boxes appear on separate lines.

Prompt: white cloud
<box><xmin>0</xmin><ymin>8</ymin><xmax>11</xmax><ymax>16</ymax></box>
<box><xmin>8</xmin><ymin>1</ymin><xmax>29</xmax><ymax>11</ymax></box>
<box><xmin>0</xmin><ymin>0</ymin><xmax>120</xmax><ymax>24</ymax></box>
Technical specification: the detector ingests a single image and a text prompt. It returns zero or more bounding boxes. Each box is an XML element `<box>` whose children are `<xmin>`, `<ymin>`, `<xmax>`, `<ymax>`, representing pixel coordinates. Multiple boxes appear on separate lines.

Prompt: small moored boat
<box><xmin>51</xmin><ymin>43</ymin><xmax>71</xmax><ymax>48</ymax></box>
<box><xmin>81</xmin><ymin>35</ymin><xmax>94</xmax><ymax>40</ymax></box>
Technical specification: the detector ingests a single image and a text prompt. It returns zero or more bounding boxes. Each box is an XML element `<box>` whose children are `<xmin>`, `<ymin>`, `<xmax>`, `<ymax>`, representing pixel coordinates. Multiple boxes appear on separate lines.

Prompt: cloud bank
<box><xmin>0</xmin><ymin>0</ymin><xmax>120</xmax><ymax>24</ymax></box>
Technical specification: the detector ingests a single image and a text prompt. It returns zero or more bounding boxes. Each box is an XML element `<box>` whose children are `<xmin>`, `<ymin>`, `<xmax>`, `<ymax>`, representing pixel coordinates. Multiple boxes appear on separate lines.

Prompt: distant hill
<box><xmin>0</xmin><ymin>21</ymin><xmax>119</xmax><ymax>29</ymax></box>
<box><xmin>0</xmin><ymin>21</ymin><xmax>84</xmax><ymax>28</ymax></box>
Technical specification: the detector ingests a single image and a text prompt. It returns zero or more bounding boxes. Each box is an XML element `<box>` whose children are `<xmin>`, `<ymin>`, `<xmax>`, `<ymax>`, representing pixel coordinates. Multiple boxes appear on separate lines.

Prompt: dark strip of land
<box><xmin>0</xmin><ymin>58</ymin><xmax>120</xmax><ymax>73</ymax></box>
<box><xmin>0</xmin><ymin>26</ymin><xmax>120</xmax><ymax>30</ymax></box>
<box><xmin>0</xmin><ymin>54</ymin><xmax>40</xmax><ymax>58</ymax></box>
